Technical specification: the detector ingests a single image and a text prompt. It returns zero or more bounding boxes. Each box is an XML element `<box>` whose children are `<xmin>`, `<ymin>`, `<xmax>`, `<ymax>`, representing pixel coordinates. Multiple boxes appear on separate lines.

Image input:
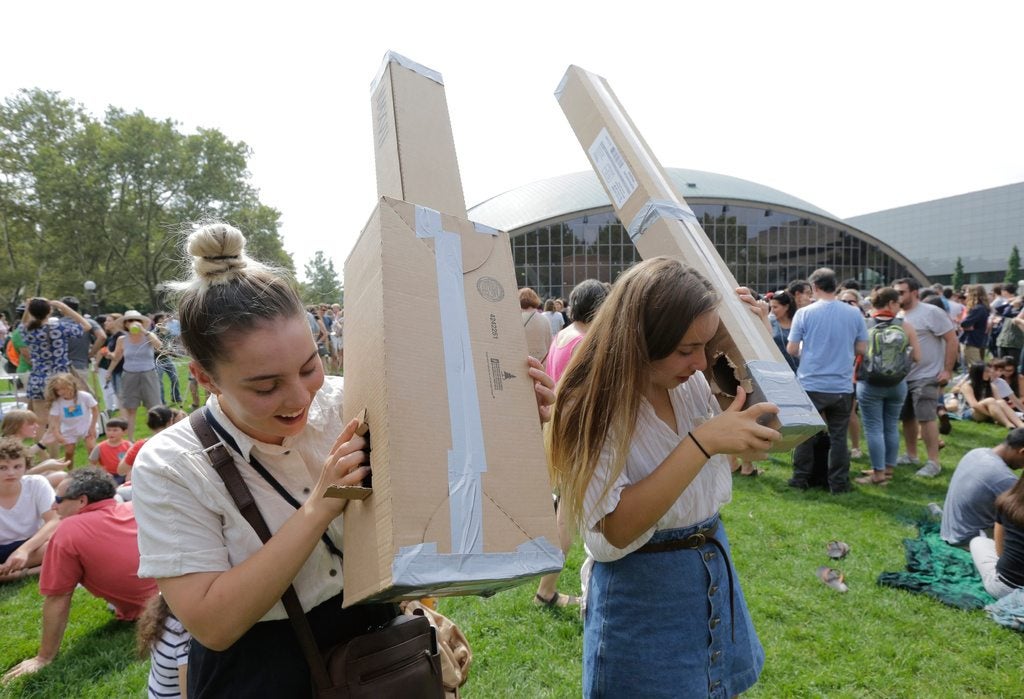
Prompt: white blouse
<box><xmin>582</xmin><ymin>373</ymin><xmax>733</xmax><ymax>562</ymax></box>
<box><xmin>132</xmin><ymin>377</ymin><xmax>348</xmax><ymax>621</ymax></box>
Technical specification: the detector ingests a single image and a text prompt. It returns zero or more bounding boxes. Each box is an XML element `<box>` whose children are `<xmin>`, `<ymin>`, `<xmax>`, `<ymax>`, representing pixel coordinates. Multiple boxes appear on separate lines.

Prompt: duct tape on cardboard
<box><xmin>392</xmin><ymin>538</ymin><xmax>563</xmax><ymax>590</ymax></box>
<box><xmin>370</xmin><ymin>50</ymin><xmax>444</xmax><ymax>94</ymax></box>
<box><xmin>626</xmin><ymin>199</ymin><xmax>697</xmax><ymax>243</ymax></box>
<box><xmin>744</xmin><ymin>360</ymin><xmax>826</xmax><ymax>443</ymax></box>
<box><xmin>415</xmin><ymin>205</ymin><xmax>486</xmax><ymax>555</ymax></box>
<box><xmin>403</xmin><ymin>204</ymin><xmax>563</xmax><ymax>582</ymax></box>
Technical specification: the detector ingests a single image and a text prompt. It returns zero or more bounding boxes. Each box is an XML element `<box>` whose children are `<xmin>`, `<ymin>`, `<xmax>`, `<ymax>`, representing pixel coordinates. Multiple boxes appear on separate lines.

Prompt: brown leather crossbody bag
<box><xmin>189</xmin><ymin>409</ymin><xmax>443</xmax><ymax>698</ymax></box>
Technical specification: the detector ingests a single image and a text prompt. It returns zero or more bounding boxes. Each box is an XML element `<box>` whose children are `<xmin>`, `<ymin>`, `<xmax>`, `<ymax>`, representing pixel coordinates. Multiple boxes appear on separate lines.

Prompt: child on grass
<box><xmin>116</xmin><ymin>406</ymin><xmax>186</xmax><ymax>501</ymax></box>
<box><xmin>45</xmin><ymin>373</ymin><xmax>99</xmax><ymax>467</ymax></box>
<box><xmin>136</xmin><ymin>594</ymin><xmax>190</xmax><ymax>699</ymax></box>
<box><xmin>88</xmin><ymin>418</ymin><xmax>132</xmax><ymax>485</ymax></box>
<box><xmin>0</xmin><ymin>438</ymin><xmax>59</xmax><ymax>582</ymax></box>
<box><xmin>1</xmin><ymin>410</ymin><xmax>70</xmax><ymax>488</ymax></box>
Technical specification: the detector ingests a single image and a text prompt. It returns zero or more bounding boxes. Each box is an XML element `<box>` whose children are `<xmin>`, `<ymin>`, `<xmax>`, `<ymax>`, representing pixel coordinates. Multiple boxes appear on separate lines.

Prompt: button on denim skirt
<box><xmin>583</xmin><ymin>513</ymin><xmax>763</xmax><ymax>698</ymax></box>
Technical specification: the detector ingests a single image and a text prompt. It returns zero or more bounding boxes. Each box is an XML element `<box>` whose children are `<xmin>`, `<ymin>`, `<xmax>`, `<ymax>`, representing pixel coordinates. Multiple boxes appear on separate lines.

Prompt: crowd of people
<box><xmin>2</xmin><ymin>228</ymin><xmax>1023</xmax><ymax>697</ymax></box>
<box><xmin>0</xmin><ymin>281</ymin><xmax>350</xmax><ymax>695</ymax></box>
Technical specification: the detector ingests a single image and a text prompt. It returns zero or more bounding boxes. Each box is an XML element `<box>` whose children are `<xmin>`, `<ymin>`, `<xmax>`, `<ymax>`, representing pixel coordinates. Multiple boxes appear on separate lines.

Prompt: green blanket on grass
<box><xmin>876</xmin><ymin>521</ymin><xmax>996</xmax><ymax>610</ymax></box>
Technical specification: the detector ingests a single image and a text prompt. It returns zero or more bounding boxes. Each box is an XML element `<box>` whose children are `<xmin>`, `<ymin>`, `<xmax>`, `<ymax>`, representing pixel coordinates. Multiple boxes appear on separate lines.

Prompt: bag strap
<box><xmin>188</xmin><ymin>408</ymin><xmax>334</xmax><ymax>692</ymax></box>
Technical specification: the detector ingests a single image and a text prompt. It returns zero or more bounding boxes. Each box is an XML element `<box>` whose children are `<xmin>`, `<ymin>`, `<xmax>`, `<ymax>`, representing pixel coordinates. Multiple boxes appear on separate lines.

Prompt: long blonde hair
<box><xmin>548</xmin><ymin>257</ymin><xmax>719</xmax><ymax>531</ymax></box>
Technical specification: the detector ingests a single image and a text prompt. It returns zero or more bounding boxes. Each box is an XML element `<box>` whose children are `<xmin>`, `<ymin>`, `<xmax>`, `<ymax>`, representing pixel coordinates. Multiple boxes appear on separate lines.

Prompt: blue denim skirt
<box><xmin>583</xmin><ymin>514</ymin><xmax>763</xmax><ymax>698</ymax></box>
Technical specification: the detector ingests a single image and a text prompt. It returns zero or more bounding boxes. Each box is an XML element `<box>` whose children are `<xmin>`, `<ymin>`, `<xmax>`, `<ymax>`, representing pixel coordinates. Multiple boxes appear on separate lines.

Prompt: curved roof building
<box><xmin>469</xmin><ymin>168</ymin><xmax>926</xmax><ymax>301</ymax></box>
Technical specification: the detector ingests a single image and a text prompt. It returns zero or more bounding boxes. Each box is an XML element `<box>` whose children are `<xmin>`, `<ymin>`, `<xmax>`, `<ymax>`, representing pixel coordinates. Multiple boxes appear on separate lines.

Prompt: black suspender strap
<box><xmin>199</xmin><ymin>408</ymin><xmax>344</xmax><ymax>561</ymax></box>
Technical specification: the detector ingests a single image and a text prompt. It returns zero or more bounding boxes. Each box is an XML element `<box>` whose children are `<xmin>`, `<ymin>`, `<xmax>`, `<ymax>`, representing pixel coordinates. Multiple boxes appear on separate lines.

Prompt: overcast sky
<box><xmin>6</xmin><ymin>1</ymin><xmax>1022</xmax><ymax>282</ymax></box>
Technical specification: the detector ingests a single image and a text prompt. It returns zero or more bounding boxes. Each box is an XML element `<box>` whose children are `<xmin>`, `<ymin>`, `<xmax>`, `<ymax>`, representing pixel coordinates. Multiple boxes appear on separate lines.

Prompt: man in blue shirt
<box><xmin>787</xmin><ymin>268</ymin><xmax>868</xmax><ymax>493</ymax></box>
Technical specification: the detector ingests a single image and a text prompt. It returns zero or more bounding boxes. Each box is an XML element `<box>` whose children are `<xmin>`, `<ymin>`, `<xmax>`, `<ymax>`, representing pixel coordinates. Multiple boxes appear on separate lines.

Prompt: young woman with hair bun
<box><xmin>131</xmin><ymin>223</ymin><xmax>554</xmax><ymax>696</ymax></box>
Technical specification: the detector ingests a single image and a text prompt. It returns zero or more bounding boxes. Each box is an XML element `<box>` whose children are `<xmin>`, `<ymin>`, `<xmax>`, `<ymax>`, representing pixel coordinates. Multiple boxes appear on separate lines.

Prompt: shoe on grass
<box><xmin>927</xmin><ymin>502</ymin><xmax>944</xmax><ymax>518</ymax></box>
<box><xmin>826</xmin><ymin>540</ymin><xmax>850</xmax><ymax>559</ymax></box>
<box><xmin>897</xmin><ymin>453</ymin><xmax>919</xmax><ymax>466</ymax></box>
<box><xmin>855</xmin><ymin>473</ymin><xmax>889</xmax><ymax>486</ymax></box>
<box><xmin>534</xmin><ymin>592</ymin><xmax>580</xmax><ymax>608</ymax></box>
<box><xmin>915</xmin><ymin>461</ymin><xmax>941</xmax><ymax>477</ymax></box>
<box><xmin>938</xmin><ymin>412</ymin><xmax>952</xmax><ymax>435</ymax></box>
<box><xmin>816</xmin><ymin>566</ymin><xmax>848</xmax><ymax>593</ymax></box>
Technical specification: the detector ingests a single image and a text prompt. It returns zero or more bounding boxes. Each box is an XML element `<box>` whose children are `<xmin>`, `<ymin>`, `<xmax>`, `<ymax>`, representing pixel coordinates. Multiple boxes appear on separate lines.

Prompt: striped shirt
<box><xmin>582</xmin><ymin>373</ymin><xmax>733</xmax><ymax>562</ymax></box>
<box><xmin>147</xmin><ymin>616</ymin><xmax>190</xmax><ymax>698</ymax></box>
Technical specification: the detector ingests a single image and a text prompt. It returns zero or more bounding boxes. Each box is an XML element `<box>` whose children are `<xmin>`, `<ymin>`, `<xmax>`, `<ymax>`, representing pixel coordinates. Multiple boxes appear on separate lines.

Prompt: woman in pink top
<box><xmin>544</xmin><ymin>281</ymin><xmax>609</xmax><ymax>385</ymax></box>
<box><xmin>536</xmin><ymin>280</ymin><xmax>608</xmax><ymax>608</ymax></box>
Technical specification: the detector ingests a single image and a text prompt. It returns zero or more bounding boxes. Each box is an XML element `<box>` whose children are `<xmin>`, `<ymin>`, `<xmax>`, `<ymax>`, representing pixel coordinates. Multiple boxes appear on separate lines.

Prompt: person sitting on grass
<box><xmin>44</xmin><ymin>372</ymin><xmax>99</xmax><ymax>468</ymax></box>
<box><xmin>1</xmin><ymin>410</ymin><xmax>70</xmax><ymax>488</ymax></box>
<box><xmin>0</xmin><ymin>439</ymin><xmax>59</xmax><ymax>582</ymax></box>
<box><xmin>0</xmin><ymin>468</ymin><xmax>158</xmax><ymax>682</ymax></box>
<box><xmin>88</xmin><ymin>418</ymin><xmax>132</xmax><ymax>485</ymax></box>
<box><xmin>941</xmin><ymin>428</ymin><xmax>1024</xmax><ymax>547</ymax></box>
<box><xmin>116</xmin><ymin>406</ymin><xmax>186</xmax><ymax>502</ymax></box>
<box><xmin>957</xmin><ymin>362</ymin><xmax>1024</xmax><ymax>429</ymax></box>
<box><xmin>971</xmin><ymin>473</ymin><xmax>1024</xmax><ymax>599</ymax></box>
<box><xmin>136</xmin><ymin>594</ymin><xmax>191</xmax><ymax>699</ymax></box>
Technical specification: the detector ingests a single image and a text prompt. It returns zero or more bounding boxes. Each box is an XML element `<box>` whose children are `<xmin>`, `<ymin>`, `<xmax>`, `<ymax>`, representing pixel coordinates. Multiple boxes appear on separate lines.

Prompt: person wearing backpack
<box><xmin>855</xmin><ymin>287</ymin><xmax>921</xmax><ymax>485</ymax></box>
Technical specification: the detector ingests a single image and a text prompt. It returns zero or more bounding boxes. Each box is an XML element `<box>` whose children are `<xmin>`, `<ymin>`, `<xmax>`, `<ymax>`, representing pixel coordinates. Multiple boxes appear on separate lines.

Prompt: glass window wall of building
<box><xmin>511</xmin><ymin>204</ymin><xmax>915</xmax><ymax>300</ymax></box>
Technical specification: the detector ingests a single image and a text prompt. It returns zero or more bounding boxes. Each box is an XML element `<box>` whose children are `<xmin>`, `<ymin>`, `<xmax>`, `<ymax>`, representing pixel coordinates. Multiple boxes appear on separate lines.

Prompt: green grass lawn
<box><xmin>2</xmin><ymin>415</ymin><xmax>1022</xmax><ymax>697</ymax></box>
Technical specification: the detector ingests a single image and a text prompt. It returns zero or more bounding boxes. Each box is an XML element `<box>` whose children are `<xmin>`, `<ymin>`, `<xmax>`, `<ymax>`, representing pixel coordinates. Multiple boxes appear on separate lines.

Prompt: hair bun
<box><xmin>188</xmin><ymin>224</ymin><xmax>247</xmax><ymax>282</ymax></box>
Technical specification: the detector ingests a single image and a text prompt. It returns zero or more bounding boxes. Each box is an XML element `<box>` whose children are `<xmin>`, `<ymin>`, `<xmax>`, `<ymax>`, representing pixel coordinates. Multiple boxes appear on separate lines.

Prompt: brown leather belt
<box><xmin>636</xmin><ymin>520</ymin><xmax>720</xmax><ymax>553</ymax></box>
<box><xmin>636</xmin><ymin>519</ymin><xmax>735</xmax><ymax>641</ymax></box>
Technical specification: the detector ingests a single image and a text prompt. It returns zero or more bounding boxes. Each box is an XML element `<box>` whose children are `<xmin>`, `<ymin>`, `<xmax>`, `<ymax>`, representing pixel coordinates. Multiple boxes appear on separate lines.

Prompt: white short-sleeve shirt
<box><xmin>131</xmin><ymin>376</ymin><xmax>348</xmax><ymax>621</ymax></box>
<box><xmin>582</xmin><ymin>373</ymin><xmax>733</xmax><ymax>562</ymax></box>
<box><xmin>49</xmin><ymin>391</ymin><xmax>98</xmax><ymax>438</ymax></box>
<box><xmin>1</xmin><ymin>474</ymin><xmax>55</xmax><ymax>543</ymax></box>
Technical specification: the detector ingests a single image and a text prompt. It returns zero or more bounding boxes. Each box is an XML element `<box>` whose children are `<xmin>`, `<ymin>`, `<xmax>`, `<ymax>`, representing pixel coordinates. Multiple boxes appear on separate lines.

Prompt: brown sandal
<box><xmin>816</xmin><ymin>566</ymin><xmax>848</xmax><ymax>592</ymax></box>
<box><xmin>855</xmin><ymin>474</ymin><xmax>889</xmax><ymax>485</ymax></box>
<box><xmin>534</xmin><ymin>592</ymin><xmax>580</xmax><ymax>608</ymax></box>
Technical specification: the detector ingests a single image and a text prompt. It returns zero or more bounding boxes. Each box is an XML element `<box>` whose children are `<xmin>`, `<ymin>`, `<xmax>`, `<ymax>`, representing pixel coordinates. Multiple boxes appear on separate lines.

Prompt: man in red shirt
<box><xmin>1</xmin><ymin>468</ymin><xmax>158</xmax><ymax>681</ymax></box>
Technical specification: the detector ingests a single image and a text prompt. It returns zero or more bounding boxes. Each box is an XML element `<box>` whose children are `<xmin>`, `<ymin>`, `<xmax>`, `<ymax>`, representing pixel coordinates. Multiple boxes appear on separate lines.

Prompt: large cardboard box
<box><xmin>336</xmin><ymin>52</ymin><xmax>561</xmax><ymax>607</ymax></box>
<box><xmin>555</xmin><ymin>65</ymin><xmax>823</xmax><ymax>451</ymax></box>
<box><xmin>339</xmin><ymin>200</ymin><xmax>563</xmax><ymax>607</ymax></box>
<box><xmin>370</xmin><ymin>51</ymin><xmax>467</xmax><ymax>217</ymax></box>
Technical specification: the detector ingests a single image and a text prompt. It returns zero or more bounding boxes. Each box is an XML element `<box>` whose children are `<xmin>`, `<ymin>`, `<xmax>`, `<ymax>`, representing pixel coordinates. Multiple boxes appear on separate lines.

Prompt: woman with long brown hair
<box><xmin>548</xmin><ymin>257</ymin><xmax>780</xmax><ymax>697</ymax></box>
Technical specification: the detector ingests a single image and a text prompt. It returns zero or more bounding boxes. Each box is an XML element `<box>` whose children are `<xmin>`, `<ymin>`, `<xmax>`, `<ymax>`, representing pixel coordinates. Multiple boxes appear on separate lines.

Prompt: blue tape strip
<box><xmin>392</xmin><ymin>537</ymin><xmax>564</xmax><ymax>587</ymax></box>
<box><xmin>626</xmin><ymin>199</ymin><xmax>697</xmax><ymax>242</ymax></box>
<box><xmin>415</xmin><ymin>205</ymin><xmax>487</xmax><ymax>555</ymax></box>
<box><xmin>370</xmin><ymin>50</ymin><xmax>444</xmax><ymax>93</ymax></box>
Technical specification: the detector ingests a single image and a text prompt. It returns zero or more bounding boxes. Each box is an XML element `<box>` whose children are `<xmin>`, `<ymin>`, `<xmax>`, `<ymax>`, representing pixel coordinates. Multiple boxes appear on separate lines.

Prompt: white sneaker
<box><xmin>915</xmin><ymin>461</ymin><xmax>941</xmax><ymax>477</ymax></box>
<box><xmin>897</xmin><ymin>453</ymin><xmax>919</xmax><ymax>466</ymax></box>
<box><xmin>850</xmin><ymin>448</ymin><xmax>863</xmax><ymax>459</ymax></box>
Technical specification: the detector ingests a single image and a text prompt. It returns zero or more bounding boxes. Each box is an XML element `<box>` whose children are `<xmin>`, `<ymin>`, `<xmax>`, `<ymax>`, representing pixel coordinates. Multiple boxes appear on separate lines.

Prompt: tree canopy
<box><xmin>0</xmin><ymin>88</ymin><xmax>294</xmax><ymax>313</ymax></box>
<box><xmin>301</xmin><ymin>250</ymin><xmax>342</xmax><ymax>305</ymax></box>
<box><xmin>1005</xmin><ymin>245</ymin><xmax>1020</xmax><ymax>287</ymax></box>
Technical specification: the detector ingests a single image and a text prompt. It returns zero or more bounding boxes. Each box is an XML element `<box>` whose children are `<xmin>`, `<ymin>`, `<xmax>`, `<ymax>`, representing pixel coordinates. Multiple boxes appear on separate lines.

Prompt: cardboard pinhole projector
<box><xmin>333</xmin><ymin>196</ymin><xmax>563</xmax><ymax>608</ymax></box>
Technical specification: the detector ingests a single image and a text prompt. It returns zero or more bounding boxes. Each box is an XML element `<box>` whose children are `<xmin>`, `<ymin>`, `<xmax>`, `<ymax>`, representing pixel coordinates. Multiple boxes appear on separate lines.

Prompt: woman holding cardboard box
<box><xmin>130</xmin><ymin>223</ymin><xmax>553</xmax><ymax>696</ymax></box>
<box><xmin>548</xmin><ymin>257</ymin><xmax>781</xmax><ymax>698</ymax></box>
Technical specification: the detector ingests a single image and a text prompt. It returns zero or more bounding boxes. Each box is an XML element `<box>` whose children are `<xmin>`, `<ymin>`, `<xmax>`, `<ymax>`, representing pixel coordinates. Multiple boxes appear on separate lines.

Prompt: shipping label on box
<box><xmin>341</xmin><ymin>196</ymin><xmax>563</xmax><ymax>607</ymax></box>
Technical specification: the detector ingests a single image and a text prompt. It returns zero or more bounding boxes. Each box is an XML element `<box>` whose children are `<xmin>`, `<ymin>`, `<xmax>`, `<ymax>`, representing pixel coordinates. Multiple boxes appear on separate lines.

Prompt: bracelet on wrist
<box><xmin>688</xmin><ymin>431</ymin><xmax>711</xmax><ymax>460</ymax></box>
